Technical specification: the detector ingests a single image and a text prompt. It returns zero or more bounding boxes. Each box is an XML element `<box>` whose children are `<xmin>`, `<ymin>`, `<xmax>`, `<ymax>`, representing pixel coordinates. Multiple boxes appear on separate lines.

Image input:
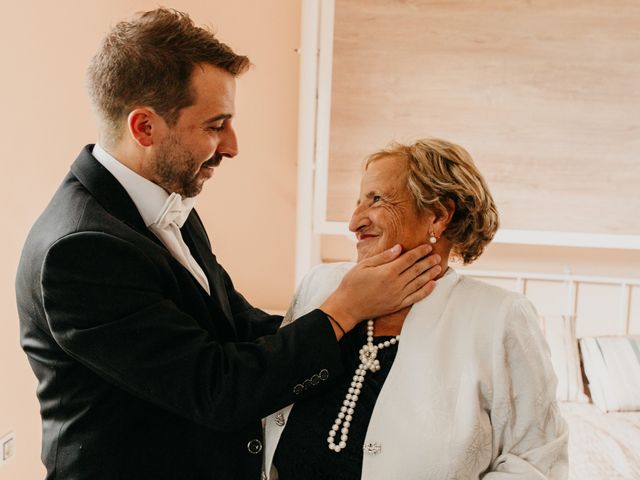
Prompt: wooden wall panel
<box><xmin>327</xmin><ymin>0</ymin><xmax>640</xmax><ymax>235</ymax></box>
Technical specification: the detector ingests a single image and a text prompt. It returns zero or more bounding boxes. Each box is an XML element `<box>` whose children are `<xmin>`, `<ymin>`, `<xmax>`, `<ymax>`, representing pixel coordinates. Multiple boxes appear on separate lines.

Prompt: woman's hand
<box><xmin>320</xmin><ymin>244</ymin><xmax>441</xmax><ymax>339</ymax></box>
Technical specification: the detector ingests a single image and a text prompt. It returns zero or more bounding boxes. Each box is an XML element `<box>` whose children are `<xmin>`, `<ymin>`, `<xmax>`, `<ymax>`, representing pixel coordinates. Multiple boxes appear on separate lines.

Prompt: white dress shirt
<box><xmin>91</xmin><ymin>144</ymin><xmax>210</xmax><ymax>294</ymax></box>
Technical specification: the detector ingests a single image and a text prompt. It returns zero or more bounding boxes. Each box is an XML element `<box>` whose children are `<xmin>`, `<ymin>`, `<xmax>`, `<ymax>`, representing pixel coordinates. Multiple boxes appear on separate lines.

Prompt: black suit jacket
<box><xmin>15</xmin><ymin>146</ymin><xmax>343</xmax><ymax>479</ymax></box>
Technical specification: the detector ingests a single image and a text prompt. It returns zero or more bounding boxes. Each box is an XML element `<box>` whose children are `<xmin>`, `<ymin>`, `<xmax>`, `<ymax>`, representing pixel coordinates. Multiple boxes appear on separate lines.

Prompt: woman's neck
<box><xmin>372</xmin><ymin>261</ymin><xmax>450</xmax><ymax>336</ymax></box>
<box><xmin>373</xmin><ymin>308</ymin><xmax>410</xmax><ymax>336</ymax></box>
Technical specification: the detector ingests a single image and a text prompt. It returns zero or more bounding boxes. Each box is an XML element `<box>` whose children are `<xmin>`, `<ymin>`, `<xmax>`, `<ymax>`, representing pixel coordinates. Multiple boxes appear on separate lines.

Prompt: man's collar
<box><xmin>91</xmin><ymin>143</ymin><xmax>197</xmax><ymax>227</ymax></box>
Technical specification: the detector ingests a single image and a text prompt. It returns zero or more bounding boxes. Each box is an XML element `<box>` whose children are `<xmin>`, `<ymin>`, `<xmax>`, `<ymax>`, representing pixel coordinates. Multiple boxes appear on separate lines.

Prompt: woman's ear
<box><xmin>433</xmin><ymin>198</ymin><xmax>455</xmax><ymax>236</ymax></box>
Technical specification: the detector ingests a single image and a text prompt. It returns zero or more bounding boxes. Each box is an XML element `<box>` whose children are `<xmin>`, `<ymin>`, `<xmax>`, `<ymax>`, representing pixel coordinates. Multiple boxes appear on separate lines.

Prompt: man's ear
<box><xmin>127</xmin><ymin>108</ymin><xmax>158</xmax><ymax>147</ymax></box>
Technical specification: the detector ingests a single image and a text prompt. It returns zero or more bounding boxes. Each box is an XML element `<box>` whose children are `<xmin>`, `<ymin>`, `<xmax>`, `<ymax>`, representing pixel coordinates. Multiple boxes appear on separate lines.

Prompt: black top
<box><xmin>274</xmin><ymin>324</ymin><xmax>399</xmax><ymax>480</ymax></box>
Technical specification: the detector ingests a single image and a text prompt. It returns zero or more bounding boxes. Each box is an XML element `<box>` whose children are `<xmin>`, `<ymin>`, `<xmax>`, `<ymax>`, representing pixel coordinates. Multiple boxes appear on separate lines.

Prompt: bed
<box><xmin>561</xmin><ymin>402</ymin><xmax>640</xmax><ymax>479</ymax></box>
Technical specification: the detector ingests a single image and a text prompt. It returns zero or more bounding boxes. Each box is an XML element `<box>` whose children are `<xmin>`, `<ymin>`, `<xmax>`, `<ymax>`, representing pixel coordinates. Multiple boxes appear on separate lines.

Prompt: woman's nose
<box><xmin>349</xmin><ymin>204</ymin><xmax>370</xmax><ymax>233</ymax></box>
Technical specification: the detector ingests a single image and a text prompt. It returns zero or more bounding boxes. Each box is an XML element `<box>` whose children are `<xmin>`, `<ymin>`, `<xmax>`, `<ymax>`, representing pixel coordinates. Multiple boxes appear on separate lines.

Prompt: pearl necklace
<box><xmin>327</xmin><ymin>319</ymin><xmax>400</xmax><ymax>452</ymax></box>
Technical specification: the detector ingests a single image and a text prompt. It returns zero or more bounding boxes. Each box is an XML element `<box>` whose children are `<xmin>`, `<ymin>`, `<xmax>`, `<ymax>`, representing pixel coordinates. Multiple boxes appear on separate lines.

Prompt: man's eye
<box><xmin>208</xmin><ymin>124</ymin><xmax>225</xmax><ymax>132</ymax></box>
<box><xmin>372</xmin><ymin>195</ymin><xmax>382</xmax><ymax>203</ymax></box>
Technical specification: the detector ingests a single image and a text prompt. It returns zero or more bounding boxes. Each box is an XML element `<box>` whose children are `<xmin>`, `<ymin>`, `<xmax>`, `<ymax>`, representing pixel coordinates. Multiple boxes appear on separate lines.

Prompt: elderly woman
<box><xmin>263</xmin><ymin>139</ymin><xmax>568</xmax><ymax>479</ymax></box>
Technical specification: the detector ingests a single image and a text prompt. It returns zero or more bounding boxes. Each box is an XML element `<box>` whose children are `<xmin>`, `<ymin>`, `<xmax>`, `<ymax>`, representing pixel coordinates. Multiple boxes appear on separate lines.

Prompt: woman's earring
<box><xmin>428</xmin><ymin>231</ymin><xmax>438</xmax><ymax>244</ymax></box>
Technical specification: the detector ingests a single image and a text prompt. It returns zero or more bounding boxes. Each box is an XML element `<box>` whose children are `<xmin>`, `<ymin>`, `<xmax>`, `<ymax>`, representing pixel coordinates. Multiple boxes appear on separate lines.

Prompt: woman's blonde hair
<box><xmin>365</xmin><ymin>139</ymin><xmax>499</xmax><ymax>264</ymax></box>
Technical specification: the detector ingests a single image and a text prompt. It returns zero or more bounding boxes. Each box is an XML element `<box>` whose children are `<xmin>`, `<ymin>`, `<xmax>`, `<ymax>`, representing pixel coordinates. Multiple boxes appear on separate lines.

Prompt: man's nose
<box><xmin>219</xmin><ymin>125</ymin><xmax>238</xmax><ymax>158</ymax></box>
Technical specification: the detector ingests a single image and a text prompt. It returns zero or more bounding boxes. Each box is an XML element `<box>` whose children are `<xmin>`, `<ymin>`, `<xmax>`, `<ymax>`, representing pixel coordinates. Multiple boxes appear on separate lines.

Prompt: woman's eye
<box><xmin>208</xmin><ymin>124</ymin><xmax>225</xmax><ymax>132</ymax></box>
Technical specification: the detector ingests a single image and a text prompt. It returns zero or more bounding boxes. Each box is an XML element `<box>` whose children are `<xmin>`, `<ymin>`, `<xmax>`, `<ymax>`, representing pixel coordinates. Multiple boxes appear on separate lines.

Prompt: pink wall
<box><xmin>3</xmin><ymin>1</ymin><xmax>639</xmax><ymax>478</ymax></box>
<box><xmin>1</xmin><ymin>1</ymin><xmax>301</xmax><ymax>477</ymax></box>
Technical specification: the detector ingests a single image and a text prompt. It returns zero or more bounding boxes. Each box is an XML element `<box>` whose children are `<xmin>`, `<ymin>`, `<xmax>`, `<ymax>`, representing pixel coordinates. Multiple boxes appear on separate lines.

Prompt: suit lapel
<box><xmin>181</xmin><ymin>215</ymin><xmax>235</xmax><ymax>334</ymax></box>
<box><xmin>71</xmin><ymin>145</ymin><xmax>236</xmax><ymax>335</ymax></box>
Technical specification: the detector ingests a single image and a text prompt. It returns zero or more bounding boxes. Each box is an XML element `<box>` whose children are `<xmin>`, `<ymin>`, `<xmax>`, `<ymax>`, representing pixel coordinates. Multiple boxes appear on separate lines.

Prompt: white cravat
<box><xmin>148</xmin><ymin>193</ymin><xmax>211</xmax><ymax>294</ymax></box>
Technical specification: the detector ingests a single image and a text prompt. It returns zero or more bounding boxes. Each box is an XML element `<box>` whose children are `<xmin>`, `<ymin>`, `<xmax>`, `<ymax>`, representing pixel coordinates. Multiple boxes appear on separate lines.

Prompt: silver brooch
<box><xmin>363</xmin><ymin>442</ymin><xmax>382</xmax><ymax>455</ymax></box>
<box><xmin>275</xmin><ymin>412</ymin><xmax>286</xmax><ymax>427</ymax></box>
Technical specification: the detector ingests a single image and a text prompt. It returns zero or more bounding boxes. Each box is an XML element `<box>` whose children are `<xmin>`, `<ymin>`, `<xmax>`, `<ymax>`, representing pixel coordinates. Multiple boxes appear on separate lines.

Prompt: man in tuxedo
<box><xmin>15</xmin><ymin>8</ymin><xmax>440</xmax><ymax>480</ymax></box>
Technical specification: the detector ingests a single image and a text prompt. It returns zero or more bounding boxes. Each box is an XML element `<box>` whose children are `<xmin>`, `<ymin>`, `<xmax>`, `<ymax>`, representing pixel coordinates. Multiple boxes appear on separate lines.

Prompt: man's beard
<box><xmin>152</xmin><ymin>133</ymin><xmax>206</xmax><ymax>198</ymax></box>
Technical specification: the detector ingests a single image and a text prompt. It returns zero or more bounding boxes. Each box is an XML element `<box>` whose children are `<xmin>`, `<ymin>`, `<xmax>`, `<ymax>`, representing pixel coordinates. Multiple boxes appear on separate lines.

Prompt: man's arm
<box><xmin>221</xmin><ymin>268</ymin><xmax>284</xmax><ymax>340</ymax></box>
<box><xmin>222</xmin><ymin>244</ymin><xmax>442</xmax><ymax>342</ymax></box>
<box><xmin>191</xmin><ymin>209</ymin><xmax>442</xmax><ymax>341</ymax></box>
<box><xmin>41</xmin><ymin>231</ymin><xmax>342</xmax><ymax>431</ymax></box>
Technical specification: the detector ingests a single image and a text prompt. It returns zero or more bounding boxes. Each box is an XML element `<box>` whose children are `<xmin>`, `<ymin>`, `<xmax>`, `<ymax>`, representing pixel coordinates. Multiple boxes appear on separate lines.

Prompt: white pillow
<box><xmin>580</xmin><ymin>336</ymin><xmax>640</xmax><ymax>412</ymax></box>
<box><xmin>539</xmin><ymin>314</ymin><xmax>588</xmax><ymax>402</ymax></box>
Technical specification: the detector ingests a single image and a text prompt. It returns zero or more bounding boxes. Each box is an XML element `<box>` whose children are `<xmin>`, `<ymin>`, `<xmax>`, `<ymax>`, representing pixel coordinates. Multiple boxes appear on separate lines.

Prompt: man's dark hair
<box><xmin>87</xmin><ymin>8</ymin><xmax>250</xmax><ymax>145</ymax></box>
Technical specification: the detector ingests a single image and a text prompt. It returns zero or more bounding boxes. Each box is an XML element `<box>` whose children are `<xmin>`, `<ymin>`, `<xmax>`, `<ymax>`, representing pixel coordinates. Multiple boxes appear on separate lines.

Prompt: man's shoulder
<box><xmin>25</xmin><ymin>173</ymin><xmax>105</xmax><ymax>249</ymax></box>
<box><xmin>19</xmin><ymin>167</ymin><xmax>150</xmax><ymax>280</ymax></box>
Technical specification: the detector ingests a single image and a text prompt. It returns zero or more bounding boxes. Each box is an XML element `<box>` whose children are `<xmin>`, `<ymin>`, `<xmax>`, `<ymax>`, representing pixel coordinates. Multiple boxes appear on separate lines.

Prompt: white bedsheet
<box><xmin>560</xmin><ymin>402</ymin><xmax>640</xmax><ymax>479</ymax></box>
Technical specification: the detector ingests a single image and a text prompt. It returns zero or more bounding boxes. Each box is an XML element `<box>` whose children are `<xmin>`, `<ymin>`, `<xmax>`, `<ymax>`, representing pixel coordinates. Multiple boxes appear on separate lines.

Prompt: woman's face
<box><xmin>349</xmin><ymin>155</ymin><xmax>432</xmax><ymax>262</ymax></box>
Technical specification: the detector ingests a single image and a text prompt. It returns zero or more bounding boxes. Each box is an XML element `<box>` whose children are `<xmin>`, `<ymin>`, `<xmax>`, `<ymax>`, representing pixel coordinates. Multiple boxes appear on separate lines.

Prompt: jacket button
<box><xmin>303</xmin><ymin>379</ymin><xmax>312</xmax><ymax>390</ymax></box>
<box><xmin>311</xmin><ymin>374</ymin><xmax>320</xmax><ymax>385</ymax></box>
<box><xmin>293</xmin><ymin>384</ymin><xmax>304</xmax><ymax>395</ymax></box>
<box><xmin>247</xmin><ymin>439</ymin><xmax>263</xmax><ymax>455</ymax></box>
<box><xmin>319</xmin><ymin>369</ymin><xmax>329</xmax><ymax>381</ymax></box>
